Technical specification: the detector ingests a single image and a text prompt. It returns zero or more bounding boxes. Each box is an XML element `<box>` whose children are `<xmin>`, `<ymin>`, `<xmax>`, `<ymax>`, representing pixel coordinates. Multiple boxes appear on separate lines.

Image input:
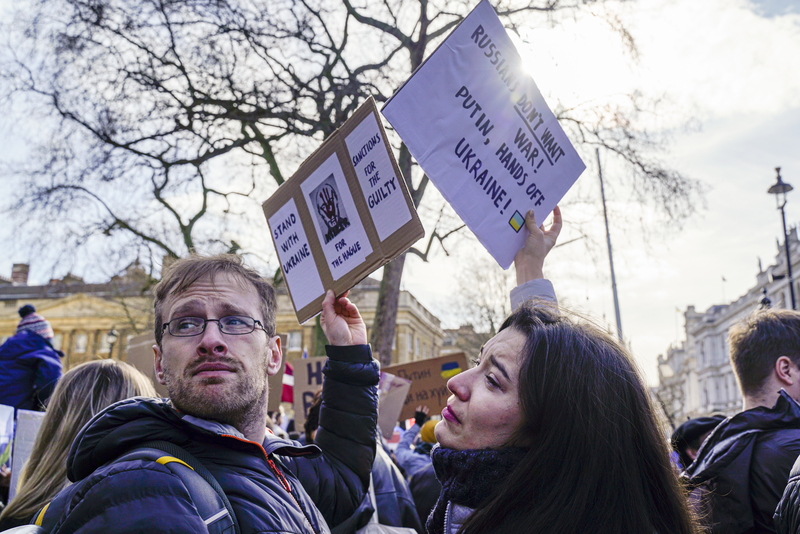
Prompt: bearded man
<box><xmin>33</xmin><ymin>254</ymin><xmax>378</xmax><ymax>534</ymax></box>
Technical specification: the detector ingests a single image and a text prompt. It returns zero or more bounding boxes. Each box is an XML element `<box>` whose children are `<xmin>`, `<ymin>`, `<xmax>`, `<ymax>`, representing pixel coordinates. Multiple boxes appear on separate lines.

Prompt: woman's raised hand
<box><xmin>513</xmin><ymin>205</ymin><xmax>562</xmax><ymax>285</ymax></box>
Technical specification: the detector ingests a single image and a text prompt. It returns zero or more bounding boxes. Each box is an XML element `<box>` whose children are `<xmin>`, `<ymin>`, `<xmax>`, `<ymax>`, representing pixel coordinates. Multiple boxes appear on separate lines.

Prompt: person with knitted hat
<box><xmin>0</xmin><ymin>304</ymin><xmax>63</xmax><ymax>411</ymax></box>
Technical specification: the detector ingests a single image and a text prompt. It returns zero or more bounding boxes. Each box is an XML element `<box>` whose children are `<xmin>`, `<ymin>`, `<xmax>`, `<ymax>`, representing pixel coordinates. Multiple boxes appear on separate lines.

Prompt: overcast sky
<box><xmin>2</xmin><ymin>0</ymin><xmax>799</xmax><ymax>385</ymax></box>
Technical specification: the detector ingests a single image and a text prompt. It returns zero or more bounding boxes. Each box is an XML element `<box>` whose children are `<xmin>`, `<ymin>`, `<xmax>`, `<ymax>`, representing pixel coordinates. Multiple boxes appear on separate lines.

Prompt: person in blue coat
<box><xmin>0</xmin><ymin>305</ymin><xmax>63</xmax><ymax>411</ymax></box>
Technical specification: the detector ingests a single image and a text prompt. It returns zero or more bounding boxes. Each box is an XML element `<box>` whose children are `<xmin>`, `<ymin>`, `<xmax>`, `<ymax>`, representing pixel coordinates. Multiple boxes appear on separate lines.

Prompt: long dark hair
<box><xmin>460</xmin><ymin>303</ymin><xmax>698</xmax><ymax>534</ymax></box>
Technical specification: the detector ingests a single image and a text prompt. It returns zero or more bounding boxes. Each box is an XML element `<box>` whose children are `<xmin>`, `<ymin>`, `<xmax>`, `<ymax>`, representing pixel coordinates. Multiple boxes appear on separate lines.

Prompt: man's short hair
<box><xmin>153</xmin><ymin>254</ymin><xmax>276</xmax><ymax>346</ymax></box>
<box><xmin>729</xmin><ymin>309</ymin><xmax>800</xmax><ymax>396</ymax></box>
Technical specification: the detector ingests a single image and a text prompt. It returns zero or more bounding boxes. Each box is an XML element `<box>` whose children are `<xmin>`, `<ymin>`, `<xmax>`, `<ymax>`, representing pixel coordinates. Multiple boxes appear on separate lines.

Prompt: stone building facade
<box><xmin>0</xmin><ymin>264</ymin><xmax>444</xmax><ymax>368</ymax></box>
<box><xmin>656</xmin><ymin>228</ymin><xmax>800</xmax><ymax>424</ymax></box>
<box><xmin>0</xmin><ymin>263</ymin><xmax>154</xmax><ymax>369</ymax></box>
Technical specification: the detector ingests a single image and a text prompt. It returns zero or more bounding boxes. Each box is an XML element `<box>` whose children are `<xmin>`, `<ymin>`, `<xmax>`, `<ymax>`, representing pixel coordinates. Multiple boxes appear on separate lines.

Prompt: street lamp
<box><xmin>106</xmin><ymin>328</ymin><xmax>119</xmax><ymax>359</ymax></box>
<box><xmin>768</xmin><ymin>167</ymin><xmax>796</xmax><ymax>310</ymax></box>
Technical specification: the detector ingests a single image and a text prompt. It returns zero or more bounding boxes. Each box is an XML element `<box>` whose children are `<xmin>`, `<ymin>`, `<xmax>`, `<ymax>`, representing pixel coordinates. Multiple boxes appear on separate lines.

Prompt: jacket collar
<box><xmin>68</xmin><ymin>397</ymin><xmax>319</xmax><ymax>481</ymax></box>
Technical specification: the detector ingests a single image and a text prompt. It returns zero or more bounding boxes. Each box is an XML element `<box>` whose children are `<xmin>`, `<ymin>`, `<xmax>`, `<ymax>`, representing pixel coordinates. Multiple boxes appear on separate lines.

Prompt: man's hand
<box><xmin>514</xmin><ymin>205</ymin><xmax>562</xmax><ymax>285</ymax></box>
<box><xmin>320</xmin><ymin>289</ymin><xmax>368</xmax><ymax>346</ymax></box>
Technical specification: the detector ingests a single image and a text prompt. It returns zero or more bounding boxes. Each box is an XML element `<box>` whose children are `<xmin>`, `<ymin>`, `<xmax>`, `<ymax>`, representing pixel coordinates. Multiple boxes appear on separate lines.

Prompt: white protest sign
<box><xmin>382</xmin><ymin>0</ymin><xmax>586</xmax><ymax>268</ymax></box>
<box><xmin>345</xmin><ymin>113</ymin><xmax>413</xmax><ymax>241</ymax></box>
<box><xmin>269</xmin><ymin>198</ymin><xmax>325</xmax><ymax>310</ymax></box>
<box><xmin>300</xmin><ymin>153</ymin><xmax>374</xmax><ymax>281</ymax></box>
<box><xmin>9</xmin><ymin>409</ymin><xmax>45</xmax><ymax>500</ymax></box>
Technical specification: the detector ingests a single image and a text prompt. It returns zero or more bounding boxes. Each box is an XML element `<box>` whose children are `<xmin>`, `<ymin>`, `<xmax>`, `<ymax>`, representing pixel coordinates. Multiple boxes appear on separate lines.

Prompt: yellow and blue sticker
<box><xmin>441</xmin><ymin>361</ymin><xmax>462</xmax><ymax>379</ymax></box>
<box><xmin>509</xmin><ymin>211</ymin><xmax>525</xmax><ymax>232</ymax></box>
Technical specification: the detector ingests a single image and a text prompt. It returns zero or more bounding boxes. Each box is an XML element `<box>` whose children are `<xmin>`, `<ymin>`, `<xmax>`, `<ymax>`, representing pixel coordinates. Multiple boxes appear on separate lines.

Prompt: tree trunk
<box><xmin>370</xmin><ymin>252</ymin><xmax>407</xmax><ymax>367</ymax></box>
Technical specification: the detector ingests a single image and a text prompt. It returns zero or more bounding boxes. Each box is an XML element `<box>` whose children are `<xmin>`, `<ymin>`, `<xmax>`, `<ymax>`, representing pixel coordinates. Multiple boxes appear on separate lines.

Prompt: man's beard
<box><xmin>163</xmin><ymin>355</ymin><xmax>268</xmax><ymax>431</ymax></box>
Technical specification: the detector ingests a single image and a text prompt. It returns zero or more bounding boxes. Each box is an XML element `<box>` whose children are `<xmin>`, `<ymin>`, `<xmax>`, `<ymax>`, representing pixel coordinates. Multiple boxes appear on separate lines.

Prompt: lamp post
<box><xmin>106</xmin><ymin>328</ymin><xmax>119</xmax><ymax>359</ymax></box>
<box><xmin>768</xmin><ymin>167</ymin><xmax>796</xmax><ymax>310</ymax></box>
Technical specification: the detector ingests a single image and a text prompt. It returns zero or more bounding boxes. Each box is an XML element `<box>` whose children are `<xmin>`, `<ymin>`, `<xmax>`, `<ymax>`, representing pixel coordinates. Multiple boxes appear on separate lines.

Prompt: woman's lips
<box><xmin>442</xmin><ymin>405</ymin><xmax>460</xmax><ymax>424</ymax></box>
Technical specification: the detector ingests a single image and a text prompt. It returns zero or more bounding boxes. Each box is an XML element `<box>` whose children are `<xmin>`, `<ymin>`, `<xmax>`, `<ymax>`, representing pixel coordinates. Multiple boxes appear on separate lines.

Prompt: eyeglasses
<box><xmin>162</xmin><ymin>316</ymin><xmax>266</xmax><ymax>337</ymax></box>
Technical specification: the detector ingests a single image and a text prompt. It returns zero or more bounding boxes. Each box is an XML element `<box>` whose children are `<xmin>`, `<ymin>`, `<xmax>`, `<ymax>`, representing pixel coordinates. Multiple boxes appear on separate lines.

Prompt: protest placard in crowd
<box><xmin>383</xmin><ymin>352</ymin><xmax>468</xmax><ymax>422</ymax></box>
<box><xmin>290</xmin><ymin>356</ymin><xmax>327</xmax><ymax>428</ymax></box>
<box><xmin>9</xmin><ymin>410</ymin><xmax>45</xmax><ymax>500</ymax></box>
<box><xmin>0</xmin><ymin>405</ymin><xmax>13</xmax><ymax>468</ymax></box>
<box><xmin>382</xmin><ymin>0</ymin><xmax>585</xmax><ymax>268</ymax></box>
<box><xmin>377</xmin><ymin>372</ymin><xmax>413</xmax><ymax>439</ymax></box>
<box><xmin>263</xmin><ymin>98</ymin><xmax>424</xmax><ymax>323</ymax></box>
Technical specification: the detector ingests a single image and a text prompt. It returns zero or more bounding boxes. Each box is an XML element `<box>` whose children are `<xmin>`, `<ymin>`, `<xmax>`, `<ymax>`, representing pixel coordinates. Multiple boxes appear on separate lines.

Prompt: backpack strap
<box><xmin>27</xmin><ymin>441</ymin><xmax>240</xmax><ymax>534</ymax></box>
<box><xmin>134</xmin><ymin>440</ymin><xmax>240</xmax><ymax>534</ymax></box>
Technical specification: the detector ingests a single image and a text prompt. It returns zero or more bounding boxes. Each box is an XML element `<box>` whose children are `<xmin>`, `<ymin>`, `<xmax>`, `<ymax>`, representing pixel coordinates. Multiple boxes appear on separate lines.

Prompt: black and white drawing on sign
<box><xmin>310</xmin><ymin>174</ymin><xmax>350</xmax><ymax>244</ymax></box>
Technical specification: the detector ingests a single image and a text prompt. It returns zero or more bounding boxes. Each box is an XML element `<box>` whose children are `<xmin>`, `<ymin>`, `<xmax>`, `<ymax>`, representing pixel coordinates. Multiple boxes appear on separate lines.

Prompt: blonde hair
<box><xmin>0</xmin><ymin>359</ymin><xmax>156</xmax><ymax>523</ymax></box>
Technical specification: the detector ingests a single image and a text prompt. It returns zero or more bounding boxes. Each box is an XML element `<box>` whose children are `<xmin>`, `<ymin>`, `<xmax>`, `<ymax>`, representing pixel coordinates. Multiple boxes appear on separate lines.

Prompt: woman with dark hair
<box><xmin>423</xmin><ymin>208</ymin><xmax>699</xmax><ymax>534</ymax></box>
<box><xmin>430</xmin><ymin>303</ymin><xmax>698</xmax><ymax>533</ymax></box>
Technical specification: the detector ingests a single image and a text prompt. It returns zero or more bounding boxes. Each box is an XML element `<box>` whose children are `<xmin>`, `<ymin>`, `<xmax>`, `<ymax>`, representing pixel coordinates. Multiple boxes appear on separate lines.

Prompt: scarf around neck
<box><xmin>426</xmin><ymin>444</ymin><xmax>527</xmax><ymax>534</ymax></box>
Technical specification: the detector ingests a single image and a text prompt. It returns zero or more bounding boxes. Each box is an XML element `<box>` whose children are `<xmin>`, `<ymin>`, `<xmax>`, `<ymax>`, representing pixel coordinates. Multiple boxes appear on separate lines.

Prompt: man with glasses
<box><xmin>33</xmin><ymin>254</ymin><xmax>378</xmax><ymax>534</ymax></box>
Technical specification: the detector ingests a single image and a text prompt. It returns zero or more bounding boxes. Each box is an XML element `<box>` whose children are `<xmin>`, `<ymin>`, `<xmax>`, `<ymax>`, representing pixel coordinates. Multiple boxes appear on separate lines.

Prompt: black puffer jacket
<box><xmin>682</xmin><ymin>391</ymin><xmax>800</xmax><ymax>534</ymax></box>
<box><xmin>38</xmin><ymin>344</ymin><xmax>378</xmax><ymax>534</ymax></box>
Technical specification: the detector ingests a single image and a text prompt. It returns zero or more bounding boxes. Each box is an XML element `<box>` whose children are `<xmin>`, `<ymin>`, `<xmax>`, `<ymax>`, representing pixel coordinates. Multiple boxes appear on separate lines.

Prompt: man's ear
<box><xmin>776</xmin><ymin>356</ymin><xmax>796</xmax><ymax>386</ymax></box>
<box><xmin>153</xmin><ymin>344</ymin><xmax>167</xmax><ymax>386</ymax></box>
<box><xmin>267</xmin><ymin>336</ymin><xmax>282</xmax><ymax>376</ymax></box>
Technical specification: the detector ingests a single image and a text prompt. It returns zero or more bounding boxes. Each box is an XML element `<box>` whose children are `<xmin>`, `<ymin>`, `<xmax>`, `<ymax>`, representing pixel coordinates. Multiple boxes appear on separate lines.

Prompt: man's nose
<box><xmin>197</xmin><ymin>321</ymin><xmax>227</xmax><ymax>355</ymax></box>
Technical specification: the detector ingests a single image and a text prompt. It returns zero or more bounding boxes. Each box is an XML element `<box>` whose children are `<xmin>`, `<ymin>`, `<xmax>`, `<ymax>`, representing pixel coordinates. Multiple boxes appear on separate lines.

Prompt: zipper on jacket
<box><xmin>222</xmin><ymin>434</ymin><xmax>318</xmax><ymax>534</ymax></box>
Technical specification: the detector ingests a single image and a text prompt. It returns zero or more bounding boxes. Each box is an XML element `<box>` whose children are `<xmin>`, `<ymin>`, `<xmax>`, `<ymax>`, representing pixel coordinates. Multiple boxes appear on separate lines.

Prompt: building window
<box><xmin>99</xmin><ymin>333</ymin><xmax>112</xmax><ymax>353</ymax></box>
<box><xmin>73</xmin><ymin>333</ymin><xmax>88</xmax><ymax>353</ymax></box>
<box><xmin>408</xmin><ymin>333</ymin><xmax>413</xmax><ymax>353</ymax></box>
<box><xmin>416</xmin><ymin>338</ymin><xmax>420</xmax><ymax>356</ymax></box>
<box><xmin>52</xmin><ymin>333</ymin><xmax>63</xmax><ymax>350</ymax></box>
<box><xmin>288</xmin><ymin>331</ymin><xmax>302</xmax><ymax>352</ymax></box>
<box><xmin>392</xmin><ymin>336</ymin><xmax>396</xmax><ymax>350</ymax></box>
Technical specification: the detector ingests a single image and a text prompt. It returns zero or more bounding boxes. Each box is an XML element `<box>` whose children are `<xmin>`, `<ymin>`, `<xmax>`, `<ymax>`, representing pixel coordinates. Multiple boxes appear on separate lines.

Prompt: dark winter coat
<box><xmin>682</xmin><ymin>391</ymin><xmax>800</xmax><ymax>534</ymax></box>
<box><xmin>0</xmin><ymin>330</ymin><xmax>63</xmax><ymax>410</ymax></box>
<box><xmin>37</xmin><ymin>344</ymin><xmax>379</xmax><ymax>534</ymax></box>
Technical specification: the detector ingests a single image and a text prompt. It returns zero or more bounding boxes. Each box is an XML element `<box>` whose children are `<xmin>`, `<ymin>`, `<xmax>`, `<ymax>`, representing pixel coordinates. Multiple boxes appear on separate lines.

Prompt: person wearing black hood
<box><xmin>0</xmin><ymin>304</ymin><xmax>63</xmax><ymax>411</ymax></box>
<box><xmin>671</xmin><ymin>415</ymin><xmax>725</xmax><ymax>471</ymax></box>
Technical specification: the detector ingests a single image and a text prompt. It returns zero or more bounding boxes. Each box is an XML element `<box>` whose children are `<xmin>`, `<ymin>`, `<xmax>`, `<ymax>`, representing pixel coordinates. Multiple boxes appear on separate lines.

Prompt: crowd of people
<box><xmin>1</xmin><ymin>207</ymin><xmax>800</xmax><ymax>533</ymax></box>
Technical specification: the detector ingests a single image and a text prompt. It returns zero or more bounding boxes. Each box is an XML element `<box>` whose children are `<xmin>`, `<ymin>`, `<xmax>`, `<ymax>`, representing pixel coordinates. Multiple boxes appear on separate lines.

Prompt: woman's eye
<box><xmin>486</xmin><ymin>375</ymin><xmax>500</xmax><ymax>389</ymax></box>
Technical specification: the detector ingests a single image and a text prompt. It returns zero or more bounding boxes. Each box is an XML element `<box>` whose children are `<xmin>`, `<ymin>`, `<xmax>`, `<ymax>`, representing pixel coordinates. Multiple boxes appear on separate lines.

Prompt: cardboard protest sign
<box><xmin>263</xmin><ymin>98</ymin><xmax>424</xmax><ymax>323</ymax></box>
<box><xmin>382</xmin><ymin>0</ymin><xmax>586</xmax><ymax>268</ymax></box>
<box><xmin>125</xmin><ymin>332</ymin><xmax>168</xmax><ymax>398</ymax></box>
<box><xmin>377</xmin><ymin>372</ymin><xmax>413</xmax><ymax>440</ymax></box>
<box><xmin>9</xmin><ymin>409</ymin><xmax>45</xmax><ymax>500</ymax></box>
<box><xmin>383</xmin><ymin>352</ymin><xmax>469</xmax><ymax>422</ymax></box>
<box><xmin>291</xmin><ymin>356</ymin><xmax>327</xmax><ymax>428</ymax></box>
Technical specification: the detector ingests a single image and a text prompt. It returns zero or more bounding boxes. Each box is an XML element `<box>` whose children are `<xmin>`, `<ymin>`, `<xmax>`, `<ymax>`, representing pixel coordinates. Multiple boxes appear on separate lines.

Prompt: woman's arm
<box><xmin>510</xmin><ymin>206</ymin><xmax>562</xmax><ymax>309</ymax></box>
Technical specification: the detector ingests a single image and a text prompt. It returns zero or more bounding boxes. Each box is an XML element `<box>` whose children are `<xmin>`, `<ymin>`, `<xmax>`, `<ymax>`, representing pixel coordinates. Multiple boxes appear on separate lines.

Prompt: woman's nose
<box><xmin>446</xmin><ymin>368</ymin><xmax>472</xmax><ymax>401</ymax></box>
